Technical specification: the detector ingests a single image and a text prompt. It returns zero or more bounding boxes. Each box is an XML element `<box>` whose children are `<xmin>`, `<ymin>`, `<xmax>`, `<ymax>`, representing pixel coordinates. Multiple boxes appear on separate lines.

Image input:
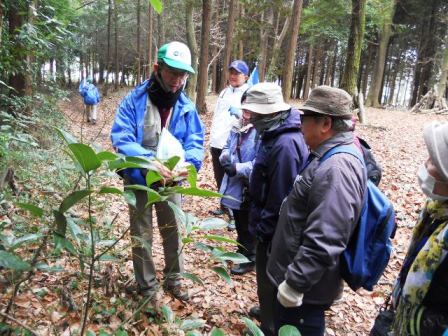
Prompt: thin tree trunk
<box><xmin>387</xmin><ymin>47</ymin><xmax>402</xmax><ymax>105</ymax></box>
<box><xmin>157</xmin><ymin>10</ymin><xmax>165</xmax><ymax>46</ymax></box>
<box><xmin>361</xmin><ymin>42</ymin><xmax>374</xmax><ymax>97</ymax></box>
<box><xmin>114</xmin><ymin>0</ymin><xmax>119</xmax><ymax>90</ymax></box>
<box><xmin>311</xmin><ymin>44</ymin><xmax>322</xmax><ymax>89</ymax></box>
<box><xmin>219</xmin><ymin>0</ymin><xmax>237</xmax><ymax>92</ymax></box>
<box><xmin>365</xmin><ymin>0</ymin><xmax>395</xmax><ymax>107</ymax></box>
<box><xmin>136</xmin><ymin>0</ymin><xmax>141</xmax><ymax>84</ymax></box>
<box><xmin>196</xmin><ymin>0</ymin><xmax>212</xmax><ymax>115</ymax></box>
<box><xmin>266</xmin><ymin>15</ymin><xmax>290</xmax><ymax>81</ymax></box>
<box><xmin>147</xmin><ymin>4</ymin><xmax>153</xmax><ymax>70</ymax></box>
<box><xmin>341</xmin><ymin>0</ymin><xmax>367</xmax><ymax>98</ymax></box>
<box><xmin>0</xmin><ymin>0</ymin><xmax>3</xmax><ymax>47</ymax></box>
<box><xmin>303</xmin><ymin>44</ymin><xmax>314</xmax><ymax>100</ymax></box>
<box><xmin>186</xmin><ymin>0</ymin><xmax>198</xmax><ymax>99</ymax></box>
<box><xmin>437</xmin><ymin>36</ymin><xmax>448</xmax><ymax>98</ymax></box>
<box><xmin>330</xmin><ymin>43</ymin><xmax>338</xmax><ymax>87</ymax></box>
<box><xmin>106</xmin><ymin>0</ymin><xmax>112</xmax><ymax>84</ymax></box>
<box><xmin>282</xmin><ymin>0</ymin><xmax>304</xmax><ymax>101</ymax></box>
<box><xmin>258</xmin><ymin>9</ymin><xmax>273</xmax><ymax>81</ymax></box>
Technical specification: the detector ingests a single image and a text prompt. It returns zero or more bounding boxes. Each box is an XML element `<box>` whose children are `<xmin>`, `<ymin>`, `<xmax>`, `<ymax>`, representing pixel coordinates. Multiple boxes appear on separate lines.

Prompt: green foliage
<box><xmin>279</xmin><ymin>325</ymin><xmax>302</xmax><ymax>336</ymax></box>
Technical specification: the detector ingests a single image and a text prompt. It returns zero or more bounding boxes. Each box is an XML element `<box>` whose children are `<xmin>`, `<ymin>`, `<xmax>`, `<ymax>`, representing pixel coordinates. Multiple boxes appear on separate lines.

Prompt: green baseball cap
<box><xmin>157</xmin><ymin>41</ymin><xmax>195</xmax><ymax>74</ymax></box>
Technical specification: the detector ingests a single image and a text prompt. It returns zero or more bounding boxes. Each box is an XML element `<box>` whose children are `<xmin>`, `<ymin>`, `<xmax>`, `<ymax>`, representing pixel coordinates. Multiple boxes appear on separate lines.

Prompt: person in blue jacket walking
<box><xmin>219</xmin><ymin>98</ymin><xmax>259</xmax><ymax>275</ymax></box>
<box><xmin>79</xmin><ymin>77</ymin><xmax>100</xmax><ymax>124</ymax></box>
<box><xmin>110</xmin><ymin>41</ymin><xmax>204</xmax><ymax>303</ymax></box>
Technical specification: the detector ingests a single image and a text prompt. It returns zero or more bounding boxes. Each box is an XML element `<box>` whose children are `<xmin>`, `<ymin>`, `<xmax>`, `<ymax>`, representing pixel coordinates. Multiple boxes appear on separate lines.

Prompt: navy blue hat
<box><xmin>228</xmin><ymin>60</ymin><xmax>249</xmax><ymax>76</ymax></box>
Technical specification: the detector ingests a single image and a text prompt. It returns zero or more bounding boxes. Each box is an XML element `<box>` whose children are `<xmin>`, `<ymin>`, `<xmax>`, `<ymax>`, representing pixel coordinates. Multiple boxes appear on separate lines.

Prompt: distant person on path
<box><xmin>209</xmin><ymin>60</ymin><xmax>249</xmax><ymax>220</ymax></box>
<box><xmin>391</xmin><ymin>122</ymin><xmax>448</xmax><ymax>336</ymax></box>
<box><xmin>266</xmin><ymin>86</ymin><xmax>367</xmax><ymax>336</ymax></box>
<box><xmin>79</xmin><ymin>77</ymin><xmax>100</xmax><ymax>124</ymax></box>
<box><xmin>242</xmin><ymin>82</ymin><xmax>309</xmax><ymax>335</ymax></box>
<box><xmin>110</xmin><ymin>41</ymin><xmax>204</xmax><ymax>303</ymax></box>
<box><xmin>219</xmin><ymin>93</ymin><xmax>259</xmax><ymax>275</ymax></box>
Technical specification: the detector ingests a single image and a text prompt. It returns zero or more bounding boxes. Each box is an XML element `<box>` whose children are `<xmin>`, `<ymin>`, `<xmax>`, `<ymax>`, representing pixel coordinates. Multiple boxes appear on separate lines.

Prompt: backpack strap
<box><xmin>320</xmin><ymin>144</ymin><xmax>365</xmax><ymax>167</ymax></box>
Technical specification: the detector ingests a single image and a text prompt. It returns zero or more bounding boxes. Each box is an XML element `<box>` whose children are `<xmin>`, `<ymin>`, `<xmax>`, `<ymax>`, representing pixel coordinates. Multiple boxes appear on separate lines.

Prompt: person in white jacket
<box><xmin>210</xmin><ymin>60</ymin><xmax>249</xmax><ymax>218</ymax></box>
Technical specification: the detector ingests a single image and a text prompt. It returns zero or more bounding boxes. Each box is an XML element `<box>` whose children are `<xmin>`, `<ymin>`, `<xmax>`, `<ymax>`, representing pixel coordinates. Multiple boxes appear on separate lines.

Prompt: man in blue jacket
<box><xmin>241</xmin><ymin>83</ymin><xmax>309</xmax><ymax>335</ymax></box>
<box><xmin>79</xmin><ymin>77</ymin><xmax>101</xmax><ymax>124</ymax></box>
<box><xmin>111</xmin><ymin>41</ymin><xmax>204</xmax><ymax>303</ymax></box>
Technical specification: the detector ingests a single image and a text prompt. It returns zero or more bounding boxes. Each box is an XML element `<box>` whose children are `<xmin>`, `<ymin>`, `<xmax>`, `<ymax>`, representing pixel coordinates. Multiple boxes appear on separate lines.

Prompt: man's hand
<box><xmin>151</xmin><ymin>160</ymin><xmax>173</xmax><ymax>183</ymax></box>
<box><xmin>223</xmin><ymin>163</ymin><xmax>237</xmax><ymax>177</ymax></box>
<box><xmin>277</xmin><ymin>280</ymin><xmax>303</xmax><ymax>308</ymax></box>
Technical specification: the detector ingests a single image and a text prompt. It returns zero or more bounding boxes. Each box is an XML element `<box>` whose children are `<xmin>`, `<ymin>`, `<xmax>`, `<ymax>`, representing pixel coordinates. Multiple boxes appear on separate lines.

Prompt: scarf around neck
<box><xmin>393</xmin><ymin>199</ymin><xmax>448</xmax><ymax>335</ymax></box>
<box><xmin>147</xmin><ymin>72</ymin><xmax>182</xmax><ymax>109</ymax></box>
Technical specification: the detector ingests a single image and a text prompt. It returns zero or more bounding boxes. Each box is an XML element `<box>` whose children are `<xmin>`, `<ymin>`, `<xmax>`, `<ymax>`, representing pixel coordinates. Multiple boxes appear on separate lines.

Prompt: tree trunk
<box><xmin>311</xmin><ymin>44</ymin><xmax>323</xmax><ymax>89</ymax></box>
<box><xmin>147</xmin><ymin>4</ymin><xmax>153</xmax><ymax>70</ymax></box>
<box><xmin>136</xmin><ymin>0</ymin><xmax>141</xmax><ymax>84</ymax></box>
<box><xmin>114</xmin><ymin>0</ymin><xmax>119</xmax><ymax>90</ymax></box>
<box><xmin>365</xmin><ymin>0</ymin><xmax>395</xmax><ymax>107</ymax></box>
<box><xmin>196</xmin><ymin>0</ymin><xmax>212</xmax><ymax>115</ymax></box>
<box><xmin>387</xmin><ymin>46</ymin><xmax>402</xmax><ymax>105</ymax></box>
<box><xmin>266</xmin><ymin>15</ymin><xmax>290</xmax><ymax>81</ymax></box>
<box><xmin>186</xmin><ymin>0</ymin><xmax>198</xmax><ymax>99</ymax></box>
<box><xmin>330</xmin><ymin>43</ymin><xmax>338</xmax><ymax>87</ymax></box>
<box><xmin>258</xmin><ymin>9</ymin><xmax>273</xmax><ymax>81</ymax></box>
<box><xmin>361</xmin><ymin>42</ymin><xmax>374</xmax><ymax>97</ymax></box>
<box><xmin>282</xmin><ymin>0</ymin><xmax>303</xmax><ymax>101</ymax></box>
<box><xmin>8</xmin><ymin>2</ymin><xmax>27</xmax><ymax>101</ymax></box>
<box><xmin>218</xmin><ymin>0</ymin><xmax>237</xmax><ymax>92</ymax></box>
<box><xmin>157</xmin><ymin>10</ymin><xmax>165</xmax><ymax>46</ymax></box>
<box><xmin>303</xmin><ymin>44</ymin><xmax>314</xmax><ymax>100</ymax></box>
<box><xmin>106</xmin><ymin>0</ymin><xmax>112</xmax><ymax>84</ymax></box>
<box><xmin>436</xmin><ymin>35</ymin><xmax>448</xmax><ymax>99</ymax></box>
<box><xmin>340</xmin><ymin>0</ymin><xmax>367</xmax><ymax>98</ymax></box>
<box><xmin>0</xmin><ymin>0</ymin><xmax>3</xmax><ymax>47</ymax></box>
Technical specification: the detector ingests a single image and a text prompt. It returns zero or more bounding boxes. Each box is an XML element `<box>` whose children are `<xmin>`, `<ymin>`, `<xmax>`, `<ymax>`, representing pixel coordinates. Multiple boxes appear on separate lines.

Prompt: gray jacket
<box><xmin>266</xmin><ymin>132</ymin><xmax>367</xmax><ymax>306</ymax></box>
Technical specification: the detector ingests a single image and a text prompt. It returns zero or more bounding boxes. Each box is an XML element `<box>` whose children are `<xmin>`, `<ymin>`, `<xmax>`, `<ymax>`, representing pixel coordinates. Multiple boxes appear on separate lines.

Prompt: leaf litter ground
<box><xmin>3</xmin><ymin>88</ymin><xmax>448</xmax><ymax>335</ymax></box>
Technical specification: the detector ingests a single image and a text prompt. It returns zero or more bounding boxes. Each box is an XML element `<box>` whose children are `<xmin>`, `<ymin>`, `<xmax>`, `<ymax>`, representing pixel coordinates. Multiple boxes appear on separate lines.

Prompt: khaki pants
<box><xmin>128</xmin><ymin>186</ymin><xmax>184</xmax><ymax>293</ymax></box>
<box><xmin>85</xmin><ymin>104</ymin><xmax>98</xmax><ymax>122</ymax></box>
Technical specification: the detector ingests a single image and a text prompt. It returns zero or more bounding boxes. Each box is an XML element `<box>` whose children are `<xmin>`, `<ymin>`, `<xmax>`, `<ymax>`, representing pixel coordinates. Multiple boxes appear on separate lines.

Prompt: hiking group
<box><xmin>109</xmin><ymin>41</ymin><xmax>448</xmax><ymax>336</ymax></box>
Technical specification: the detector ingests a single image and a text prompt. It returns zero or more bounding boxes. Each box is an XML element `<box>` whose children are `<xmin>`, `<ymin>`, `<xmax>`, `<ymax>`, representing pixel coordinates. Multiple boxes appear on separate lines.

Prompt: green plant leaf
<box><xmin>181</xmin><ymin>272</ymin><xmax>204</xmax><ymax>285</ymax></box>
<box><xmin>0</xmin><ymin>251</ymin><xmax>31</xmax><ymax>271</ymax></box>
<box><xmin>279</xmin><ymin>325</ymin><xmax>301</xmax><ymax>336</ymax></box>
<box><xmin>97</xmin><ymin>151</ymin><xmax>119</xmax><ymax>161</ymax></box>
<box><xmin>98</xmin><ymin>255</ymin><xmax>120</xmax><ymax>262</ymax></box>
<box><xmin>54</xmin><ymin>235</ymin><xmax>77</xmax><ymax>255</ymax></box>
<box><xmin>59</xmin><ymin>190</ymin><xmax>93</xmax><ymax>213</ymax></box>
<box><xmin>193</xmin><ymin>242</ymin><xmax>214</xmax><ymax>253</ymax></box>
<box><xmin>185</xmin><ymin>164</ymin><xmax>197</xmax><ymax>187</ymax></box>
<box><xmin>149</xmin><ymin>0</ymin><xmax>163</xmax><ymax>14</ymax></box>
<box><xmin>98</xmin><ymin>187</ymin><xmax>123</xmax><ymax>195</ymax></box>
<box><xmin>11</xmin><ymin>233</ymin><xmax>43</xmax><ymax>250</ymax></box>
<box><xmin>35</xmin><ymin>263</ymin><xmax>64</xmax><ymax>272</ymax></box>
<box><xmin>210</xmin><ymin>328</ymin><xmax>226</xmax><ymax>336</ymax></box>
<box><xmin>16</xmin><ymin>202</ymin><xmax>44</xmax><ymax>217</ymax></box>
<box><xmin>123</xmin><ymin>190</ymin><xmax>137</xmax><ymax>207</ymax></box>
<box><xmin>56</xmin><ymin>128</ymin><xmax>78</xmax><ymax>144</ymax></box>
<box><xmin>216</xmin><ymin>252</ymin><xmax>250</xmax><ymax>264</ymax></box>
<box><xmin>163</xmin><ymin>156</ymin><xmax>180</xmax><ymax>171</ymax></box>
<box><xmin>202</xmin><ymin>235</ymin><xmax>240</xmax><ymax>246</ymax></box>
<box><xmin>145</xmin><ymin>169</ymin><xmax>163</xmax><ymax>186</ymax></box>
<box><xmin>182</xmin><ymin>237</ymin><xmax>194</xmax><ymax>244</ymax></box>
<box><xmin>115</xmin><ymin>328</ymin><xmax>128</xmax><ymax>336</ymax></box>
<box><xmin>174</xmin><ymin>187</ymin><xmax>222</xmax><ymax>198</ymax></box>
<box><xmin>186</xmin><ymin>332</ymin><xmax>202</xmax><ymax>336</ymax></box>
<box><xmin>180</xmin><ymin>319</ymin><xmax>205</xmax><ymax>331</ymax></box>
<box><xmin>211</xmin><ymin>266</ymin><xmax>232</xmax><ymax>285</ymax></box>
<box><xmin>68</xmin><ymin>143</ymin><xmax>101</xmax><ymax>173</ymax></box>
<box><xmin>241</xmin><ymin>317</ymin><xmax>264</xmax><ymax>336</ymax></box>
<box><xmin>198</xmin><ymin>218</ymin><xmax>227</xmax><ymax>231</ymax></box>
<box><xmin>161</xmin><ymin>305</ymin><xmax>174</xmax><ymax>323</ymax></box>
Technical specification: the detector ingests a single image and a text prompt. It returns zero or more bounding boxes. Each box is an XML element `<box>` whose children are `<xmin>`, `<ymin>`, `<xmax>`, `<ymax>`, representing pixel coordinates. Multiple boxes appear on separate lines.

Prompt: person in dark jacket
<box><xmin>111</xmin><ymin>41</ymin><xmax>204</xmax><ymax>304</ymax></box>
<box><xmin>241</xmin><ymin>82</ymin><xmax>309</xmax><ymax>335</ymax></box>
<box><xmin>266</xmin><ymin>86</ymin><xmax>367</xmax><ymax>336</ymax></box>
<box><xmin>219</xmin><ymin>108</ymin><xmax>259</xmax><ymax>275</ymax></box>
<box><xmin>391</xmin><ymin>122</ymin><xmax>448</xmax><ymax>336</ymax></box>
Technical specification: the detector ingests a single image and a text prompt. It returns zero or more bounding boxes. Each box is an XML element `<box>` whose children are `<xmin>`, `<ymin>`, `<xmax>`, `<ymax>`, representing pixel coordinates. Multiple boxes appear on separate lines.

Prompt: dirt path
<box><xmin>57</xmin><ymin>89</ymin><xmax>447</xmax><ymax>335</ymax></box>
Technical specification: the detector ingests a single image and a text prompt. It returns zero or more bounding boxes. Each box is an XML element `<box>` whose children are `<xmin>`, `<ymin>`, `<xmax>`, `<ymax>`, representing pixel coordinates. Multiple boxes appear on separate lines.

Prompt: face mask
<box><xmin>417</xmin><ymin>164</ymin><xmax>448</xmax><ymax>201</ymax></box>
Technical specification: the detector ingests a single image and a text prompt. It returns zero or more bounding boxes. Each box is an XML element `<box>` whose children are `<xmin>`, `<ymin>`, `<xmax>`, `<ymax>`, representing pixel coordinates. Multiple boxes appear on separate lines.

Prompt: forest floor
<box><xmin>4</xmin><ymin>87</ymin><xmax>448</xmax><ymax>336</ymax></box>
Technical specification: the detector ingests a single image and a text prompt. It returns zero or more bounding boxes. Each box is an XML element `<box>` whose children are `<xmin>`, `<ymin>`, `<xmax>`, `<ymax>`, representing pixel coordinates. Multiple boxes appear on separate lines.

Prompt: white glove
<box><xmin>277</xmin><ymin>280</ymin><xmax>304</xmax><ymax>308</ymax></box>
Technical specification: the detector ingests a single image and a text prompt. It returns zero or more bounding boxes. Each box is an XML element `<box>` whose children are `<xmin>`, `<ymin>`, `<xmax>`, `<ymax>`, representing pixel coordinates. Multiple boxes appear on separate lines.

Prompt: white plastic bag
<box><xmin>156</xmin><ymin>128</ymin><xmax>186</xmax><ymax>167</ymax></box>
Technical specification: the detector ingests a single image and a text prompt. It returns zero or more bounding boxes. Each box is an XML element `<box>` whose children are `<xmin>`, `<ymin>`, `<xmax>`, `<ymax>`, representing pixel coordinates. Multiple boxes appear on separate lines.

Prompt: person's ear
<box><xmin>153</xmin><ymin>63</ymin><xmax>159</xmax><ymax>73</ymax></box>
<box><xmin>321</xmin><ymin>116</ymin><xmax>333</xmax><ymax>133</ymax></box>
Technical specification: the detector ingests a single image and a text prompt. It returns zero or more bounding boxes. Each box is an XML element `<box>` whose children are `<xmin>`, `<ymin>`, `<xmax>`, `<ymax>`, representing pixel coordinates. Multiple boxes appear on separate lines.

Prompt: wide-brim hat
<box><xmin>241</xmin><ymin>82</ymin><xmax>291</xmax><ymax>114</ymax></box>
<box><xmin>158</xmin><ymin>41</ymin><xmax>195</xmax><ymax>74</ymax></box>
<box><xmin>423</xmin><ymin>122</ymin><xmax>448</xmax><ymax>180</ymax></box>
<box><xmin>300</xmin><ymin>85</ymin><xmax>353</xmax><ymax>119</ymax></box>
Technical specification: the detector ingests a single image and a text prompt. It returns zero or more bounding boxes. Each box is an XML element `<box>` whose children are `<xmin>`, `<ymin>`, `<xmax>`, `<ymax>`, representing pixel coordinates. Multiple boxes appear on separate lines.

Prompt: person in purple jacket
<box><xmin>241</xmin><ymin>82</ymin><xmax>309</xmax><ymax>335</ymax></box>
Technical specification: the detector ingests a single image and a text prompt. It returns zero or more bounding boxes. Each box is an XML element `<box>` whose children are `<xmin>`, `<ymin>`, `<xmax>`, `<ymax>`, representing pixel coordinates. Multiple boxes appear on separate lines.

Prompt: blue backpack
<box><xmin>83</xmin><ymin>85</ymin><xmax>98</xmax><ymax>105</ymax></box>
<box><xmin>320</xmin><ymin>145</ymin><xmax>396</xmax><ymax>291</ymax></box>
